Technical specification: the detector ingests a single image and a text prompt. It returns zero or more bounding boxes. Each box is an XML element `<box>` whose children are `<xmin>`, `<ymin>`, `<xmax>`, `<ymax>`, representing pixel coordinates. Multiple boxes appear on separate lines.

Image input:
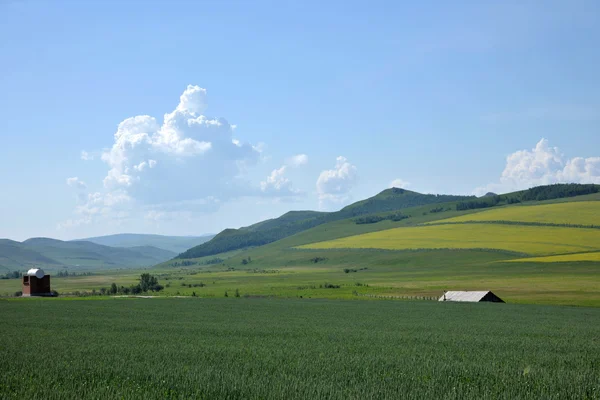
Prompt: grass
<box><xmin>1</xmin><ymin>298</ymin><xmax>599</xmax><ymax>399</ymax></box>
<box><xmin>429</xmin><ymin>200</ymin><xmax>600</xmax><ymax>226</ymax></box>
<box><xmin>298</xmin><ymin>224</ymin><xmax>600</xmax><ymax>256</ymax></box>
<box><xmin>3</xmin><ymin>248</ymin><xmax>598</xmax><ymax>306</ymax></box>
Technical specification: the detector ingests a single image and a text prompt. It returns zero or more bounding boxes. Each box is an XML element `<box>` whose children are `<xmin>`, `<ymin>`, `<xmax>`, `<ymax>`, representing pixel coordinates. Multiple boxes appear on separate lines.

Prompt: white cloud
<box><xmin>475</xmin><ymin>138</ymin><xmax>600</xmax><ymax>195</ymax></box>
<box><xmin>61</xmin><ymin>85</ymin><xmax>279</xmax><ymax>230</ymax></box>
<box><xmin>260</xmin><ymin>166</ymin><xmax>296</xmax><ymax>194</ymax></box>
<box><xmin>66</xmin><ymin>177</ymin><xmax>87</xmax><ymax>189</ymax></box>
<box><xmin>99</xmin><ymin>85</ymin><xmax>258</xmax><ymax>199</ymax></box>
<box><xmin>286</xmin><ymin>154</ymin><xmax>308</xmax><ymax>167</ymax></box>
<box><xmin>389</xmin><ymin>179</ymin><xmax>410</xmax><ymax>189</ymax></box>
<box><xmin>316</xmin><ymin>156</ymin><xmax>358</xmax><ymax>206</ymax></box>
<box><xmin>80</xmin><ymin>151</ymin><xmax>94</xmax><ymax>161</ymax></box>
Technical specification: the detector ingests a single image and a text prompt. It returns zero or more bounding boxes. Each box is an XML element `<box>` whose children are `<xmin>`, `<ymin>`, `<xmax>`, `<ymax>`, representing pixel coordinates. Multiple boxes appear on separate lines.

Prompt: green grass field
<box><xmin>1</xmin><ymin>298</ymin><xmax>599</xmax><ymax>399</ymax></box>
<box><xmin>430</xmin><ymin>200</ymin><xmax>600</xmax><ymax>226</ymax></box>
<box><xmin>298</xmin><ymin>224</ymin><xmax>600</xmax><ymax>255</ymax></box>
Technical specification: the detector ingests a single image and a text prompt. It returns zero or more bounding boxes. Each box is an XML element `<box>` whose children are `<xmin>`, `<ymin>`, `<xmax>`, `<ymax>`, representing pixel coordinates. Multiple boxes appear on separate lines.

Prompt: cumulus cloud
<box><xmin>61</xmin><ymin>85</ymin><xmax>265</xmax><ymax>230</ymax></box>
<box><xmin>259</xmin><ymin>153</ymin><xmax>309</xmax><ymax>196</ymax></box>
<box><xmin>260</xmin><ymin>166</ymin><xmax>297</xmax><ymax>195</ymax></box>
<box><xmin>286</xmin><ymin>154</ymin><xmax>308</xmax><ymax>167</ymax></box>
<box><xmin>475</xmin><ymin>138</ymin><xmax>600</xmax><ymax>195</ymax></box>
<box><xmin>389</xmin><ymin>179</ymin><xmax>410</xmax><ymax>189</ymax></box>
<box><xmin>316</xmin><ymin>156</ymin><xmax>358</xmax><ymax>206</ymax></box>
<box><xmin>80</xmin><ymin>151</ymin><xmax>94</xmax><ymax>161</ymax></box>
<box><xmin>66</xmin><ymin>177</ymin><xmax>87</xmax><ymax>189</ymax></box>
<box><xmin>99</xmin><ymin>84</ymin><xmax>258</xmax><ymax>202</ymax></box>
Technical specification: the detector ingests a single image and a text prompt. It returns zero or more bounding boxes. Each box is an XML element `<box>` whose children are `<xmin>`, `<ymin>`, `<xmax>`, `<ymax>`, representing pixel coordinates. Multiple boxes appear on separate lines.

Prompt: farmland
<box><xmin>430</xmin><ymin>201</ymin><xmax>600</xmax><ymax>226</ymax></box>
<box><xmin>298</xmin><ymin>224</ymin><xmax>600</xmax><ymax>256</ymax></box>
<box><xmin>1</xmin><ymin>298</ymin><xmax>599</xmax><ymax>399</ymax></box>
<box><xmin>508</xmin><ymin>251</ymin><xmax>600</xmax><ymax>263</ymax></box>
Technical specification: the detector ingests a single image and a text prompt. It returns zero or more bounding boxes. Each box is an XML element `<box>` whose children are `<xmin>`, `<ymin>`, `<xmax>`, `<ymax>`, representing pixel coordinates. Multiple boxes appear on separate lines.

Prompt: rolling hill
<box><xmin>78</xmin><ymin>233</ymin><xmax>215</xmax><ymax>254</ymax></box>
<box><xmin>176</xmin><ymin>188</ymin><xmax>474</xmax><ymax>259</ymax></box>
<box><xmin>149</xmin><ymin>184</ymin><xmax>600</xmax><ymax>307</ymax></box>
<box><xmin>0</xmin><ymin>238</ymin><xmax>177</xmax><ymax>271</ymax></box>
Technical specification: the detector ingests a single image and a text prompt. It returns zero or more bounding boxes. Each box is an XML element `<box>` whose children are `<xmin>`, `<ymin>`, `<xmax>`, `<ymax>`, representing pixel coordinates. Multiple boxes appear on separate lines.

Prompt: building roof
<box><xmin>26</xmin><ymin>268</ymin><xmax>45</xmax><ymax>279</ymax></box>
<box><xmin>439</xmin><ymin>291</ymin><xmax>499</xmax><ymax>302</ymax></box>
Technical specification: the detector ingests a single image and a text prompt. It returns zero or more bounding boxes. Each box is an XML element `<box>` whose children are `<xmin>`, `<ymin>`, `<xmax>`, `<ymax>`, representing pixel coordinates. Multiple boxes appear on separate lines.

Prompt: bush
<box><xmin>323</xmin><ymin>283</ymin><xmax>340</xmax><ymax>289</ymax></box>
<box><xmin>235</xmin><ymin>289</ymin><xmax>240</xmax><ymax>297</ymax></box>
<box><xmin>13</xmin><ymin>291</ymin><xmax>22</xmax><ymax>297</ymax></box>
<box><xmin>50</xmin><ymin>290</ymin><xmax>59</xmax><ymax>297</ymax></box>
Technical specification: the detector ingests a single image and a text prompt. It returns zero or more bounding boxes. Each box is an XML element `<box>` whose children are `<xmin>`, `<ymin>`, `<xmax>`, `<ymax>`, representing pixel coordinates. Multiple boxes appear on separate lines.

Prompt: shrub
<box><xmin>13</xmin><ymin>291</ymin><xmax>22</xmax><ymax>297</ymax></box>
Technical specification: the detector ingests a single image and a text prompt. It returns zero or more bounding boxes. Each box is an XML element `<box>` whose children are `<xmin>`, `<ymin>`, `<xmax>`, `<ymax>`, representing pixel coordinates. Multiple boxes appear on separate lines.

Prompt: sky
<box><xmin>1</xmin><ymin>0</ymin><xmax>599</xmax><ymax>241</ymax></box>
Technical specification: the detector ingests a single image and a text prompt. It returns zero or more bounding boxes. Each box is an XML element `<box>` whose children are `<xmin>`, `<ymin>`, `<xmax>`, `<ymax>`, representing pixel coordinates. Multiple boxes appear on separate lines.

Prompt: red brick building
<box><xmin>22</xmin><ymin>268</ymin><xmax>52</xmax><ymax>296</ymax></box>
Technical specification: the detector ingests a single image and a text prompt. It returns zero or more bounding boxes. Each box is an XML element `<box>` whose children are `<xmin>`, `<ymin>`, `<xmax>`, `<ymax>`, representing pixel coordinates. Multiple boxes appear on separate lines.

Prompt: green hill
<box><xmin>0</xmin><ymin>239</ymin><xmax>62</xmax><ymax>271</ymax></box>
<box><xmin>77</xmin><ymin>233</ymin><xmax>214</xmax><ymax>253</ymax></box>
<box><xmin>151</xmin><ymin>184</ymin><xmax>600</xmax><ymax>307</ymax></box>
<box><xmin>0</xmin><ymin>238</ymin><xmax>177</xmax><ymax>271</ymax></box>
<box><xmin>176</xmin><ymin>188</ymin><xmax>474</xmax><ymax>259</ymax></box>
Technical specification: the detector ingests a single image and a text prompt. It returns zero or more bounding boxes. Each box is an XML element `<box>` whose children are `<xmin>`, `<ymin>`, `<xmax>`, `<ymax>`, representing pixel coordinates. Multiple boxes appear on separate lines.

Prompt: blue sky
<box><xmin>1</xmin><ymin>0</ymin><xmax>599</xmax><ymax>241</ymax></box>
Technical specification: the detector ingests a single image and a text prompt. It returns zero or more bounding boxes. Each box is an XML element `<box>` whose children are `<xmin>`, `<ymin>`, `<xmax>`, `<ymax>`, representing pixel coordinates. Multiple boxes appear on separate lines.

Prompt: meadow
<box><xmin>1</xmin><ymin>298</ymin><xmax>599</xmax><ymax>399</ymax></box>
<box><xmin>430</xmin><ymin>201</ymin><xmax>600</xmax><ymax>226</ymax></box>
<box><xmin>508</xmin><ymin>251</ymin><xmax>600</xmax><ymax>263</ymax></box>
<box><xmin>298</xmin><ymin>224</ymin><xmax>600</xmax><ymax>256</ymax></box>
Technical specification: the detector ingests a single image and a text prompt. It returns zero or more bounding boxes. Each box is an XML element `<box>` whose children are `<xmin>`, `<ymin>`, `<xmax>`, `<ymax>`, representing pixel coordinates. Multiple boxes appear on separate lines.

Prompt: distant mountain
<box><xmin>78</xmin><ymin>233</ymin><xmax>214</xmax><ymax>253</ymax></box>
<box><xmin>177</xmin><ymin>188</ymin><xmax>474</xmax><ymax>259</ymax></box>
<box><xmin>0</xmin><ymin>238</ymin><xmax>177</xmax><ymax>271</ymax></box>
<box><xmin>482</xmin><ymin>192</ymin><xmax>498</xmax><ymax>197</ymax></box>
<box><xmin>0</xmin><ymin>239</ymin><xmax>61</xmax><ymax>271</ymax></box>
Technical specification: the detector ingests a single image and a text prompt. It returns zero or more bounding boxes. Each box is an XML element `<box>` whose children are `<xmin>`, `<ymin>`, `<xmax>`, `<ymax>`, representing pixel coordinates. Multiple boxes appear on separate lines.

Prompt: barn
<box><xmin>439</xmin><ymin>291</ymin><xmax>504</xmax><ymax>303</ymax></box>
<box><xmin>22</xmin><ymin>268</ymin><xmax>52</xmax><ymax>297</ymax></box>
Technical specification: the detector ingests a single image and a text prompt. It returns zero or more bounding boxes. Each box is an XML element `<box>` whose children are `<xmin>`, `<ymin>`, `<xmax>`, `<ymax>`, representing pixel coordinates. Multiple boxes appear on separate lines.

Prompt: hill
<box><xmin>77</xmin><ymin>233</ymin><xmax>214</xmax><ymax>253</ymax></box>
<box><xmin>145</xmin><ymin>184</ymin><xmax>600</xmax><ymax>307</ymax></box>
<box><xmin>177</xmin><ymin>188</ymin><xmax>473</xmax><ymax>259</ymax></box>
<box><xmin>0</xmin><ymin>238</ymin><xmax>177</xmax><ymax>271</ymax></box>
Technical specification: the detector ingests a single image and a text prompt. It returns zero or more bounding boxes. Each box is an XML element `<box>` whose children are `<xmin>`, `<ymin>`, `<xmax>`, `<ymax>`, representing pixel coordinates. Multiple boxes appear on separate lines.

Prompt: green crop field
<box><xmin>430</xmin><ymin>200</ymin><xmax>600</xmax><ymax>226</ymax></box>
<box><xmin>1</xmin><ymin>298</ymin><xmax>599</xmax><ymax>399</ymax></box>
<box><xmin>298</xmin><ymin>224</ymin><xmax>600</xmax><ymax>256</ymax></box>
<box><xmin>508</xmin><ymin>251</ymin><xmax>600</xmax><ymax>263</ymax></box>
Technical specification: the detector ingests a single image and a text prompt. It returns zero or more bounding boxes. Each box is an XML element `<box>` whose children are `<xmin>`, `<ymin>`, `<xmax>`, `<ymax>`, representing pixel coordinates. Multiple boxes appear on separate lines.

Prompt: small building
<box><xmin>22</xmin><ymin>268</ymin><xmax>52</xmax><ymax>297</ymax></box>
<box><xmin>439</xmin><ymin>291</ymin><xmax>504</xmax><ymax>303</ymax></box>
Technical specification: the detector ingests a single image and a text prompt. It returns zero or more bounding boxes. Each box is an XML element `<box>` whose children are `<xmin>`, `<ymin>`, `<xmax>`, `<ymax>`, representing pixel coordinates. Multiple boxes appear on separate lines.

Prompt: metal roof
<box><xmin>26</xmin><ymin>268</ymin><xmax>45</xmax><ymax>279</ymax></box>
<box><xmin>439</xmin><ymin>291</ymin><xmax>491</xmax><ymax>302</ymax></box>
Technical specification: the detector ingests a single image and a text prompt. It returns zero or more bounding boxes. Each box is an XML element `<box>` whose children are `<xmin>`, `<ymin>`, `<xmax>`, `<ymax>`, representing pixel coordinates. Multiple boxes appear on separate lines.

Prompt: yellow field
<box><xmin>429</xmin><ymin>201</ymin><xmax>600</xmax><ymax>226</ymax></box>
<box><xmin>507</xmin><ymin>252</ymin><xmax>600</xmax><ymax>263</ymax></box>
<box><xmin>299</xmin><ymin>224</ymin><xmax>600</xmax><ymax>256</ymax></box>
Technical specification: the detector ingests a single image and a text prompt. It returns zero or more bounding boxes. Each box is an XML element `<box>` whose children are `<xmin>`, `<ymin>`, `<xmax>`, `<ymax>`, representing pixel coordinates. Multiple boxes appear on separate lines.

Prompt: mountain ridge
<box><xmin>176</xmin><ymin>188</ymin><xmax>474</xmax><ymax>259</ymax></box>
<box><xmin>77</xmin><ymin>233</ymin><xmax>214</xmax><ymax>253</ymax></box>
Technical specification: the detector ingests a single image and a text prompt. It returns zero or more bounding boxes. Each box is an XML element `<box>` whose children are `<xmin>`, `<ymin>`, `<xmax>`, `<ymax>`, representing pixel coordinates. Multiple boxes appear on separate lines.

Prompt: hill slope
<box><xmin>0</xmin><ymin>238</ymin><xmax>177</xmax><ymax>270</ymax></box>
<box><xmin>176</xmin><ymin>188</ymin><xmax>474</xmax><ymax>259</ymax></box>
<box><xmin>0</xmin><ymin>239</ymin><xmax>62</xmax><ymax>271</ymax></box>
<box><xmin>77</xmin><ymin>233</ymin><xmax>214</xmax><ymax>253</ymax></box>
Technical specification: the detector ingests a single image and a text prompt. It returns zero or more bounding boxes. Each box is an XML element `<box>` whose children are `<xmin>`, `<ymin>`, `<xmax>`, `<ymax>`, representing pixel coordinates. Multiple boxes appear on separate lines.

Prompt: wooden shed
<box><xmin>439</xmin><ymin>291</ymin><xmax>504</xmax><ymax>303</ymax></box>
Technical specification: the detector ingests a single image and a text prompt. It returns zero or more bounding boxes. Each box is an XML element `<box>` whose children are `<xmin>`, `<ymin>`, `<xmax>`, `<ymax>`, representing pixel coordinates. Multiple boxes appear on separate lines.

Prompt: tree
<box><xmin>110</xmin><ymin>283</ymin><xmax>118</xmax><ymax>295</ymax></box>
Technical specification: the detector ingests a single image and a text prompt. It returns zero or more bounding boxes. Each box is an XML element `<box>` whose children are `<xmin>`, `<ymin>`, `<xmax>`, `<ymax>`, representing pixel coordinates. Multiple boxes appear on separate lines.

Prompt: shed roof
<box><xmin>26</xmin><ymin>268</ymin><xmax>45</xmax><ymax>279</ymax></box>
<box><xmin>439</xmin><ymin>291</ymin><xmax>499</xmax><ymax>302</ymax></box>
